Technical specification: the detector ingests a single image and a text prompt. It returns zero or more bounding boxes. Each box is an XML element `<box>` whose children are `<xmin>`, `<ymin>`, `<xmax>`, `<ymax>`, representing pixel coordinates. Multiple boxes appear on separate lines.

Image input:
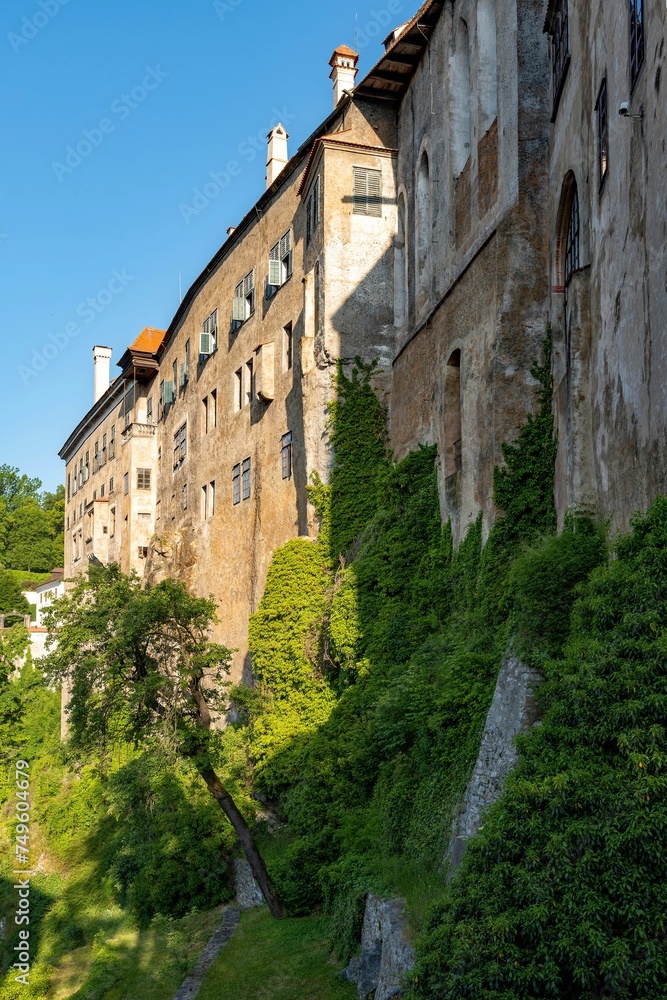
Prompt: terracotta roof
<box><xmin>331</xmin><ymin>45</ymin><xmax>359</xmax><ymax>60</ymax></box>
<box><xmin>129</xmin><ymin>327</ymin><xmax>166</xmax><ymax>355</ymax></box>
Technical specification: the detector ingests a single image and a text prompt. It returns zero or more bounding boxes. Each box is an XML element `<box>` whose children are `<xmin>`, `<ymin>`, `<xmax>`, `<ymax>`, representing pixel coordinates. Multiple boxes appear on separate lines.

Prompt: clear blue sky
<box><xmin>0</xmin><ymin>0</ymin><xmax>409</xmax><ymax>491</ymax></box>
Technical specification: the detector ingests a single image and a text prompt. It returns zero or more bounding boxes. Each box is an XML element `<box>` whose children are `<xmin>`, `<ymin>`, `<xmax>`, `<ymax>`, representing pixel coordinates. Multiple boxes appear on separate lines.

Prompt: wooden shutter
<box><xmin>232</xmin><ymin>281</ymin><xmax>246</xmax><ymax>322</ymax></box>
<box><xmin>367</xmin><ymin>169</ymin><xmax>382</xmax><ymax>217</ymax></box>
<box><xmin>269</xmin><ymin>242</ymin><xmax>282</xmax><ymax>287</ymax></box>
<box><xmin>353</xmin><ymin>167</ymin><xmax>368</xmax><ymax>215</ymax></box>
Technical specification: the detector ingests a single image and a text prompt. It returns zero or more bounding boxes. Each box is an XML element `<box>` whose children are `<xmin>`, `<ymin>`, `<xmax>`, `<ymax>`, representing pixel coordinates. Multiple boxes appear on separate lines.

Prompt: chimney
<box><xmin>329</xmin><ymin>46</ymin><xmax>359</xmax><ymax>108</ymax></box>
<box><xmin>93</xmin><ymin>345</ymin><xmax>112</xmax><ymax>403</ymax></box>
<box><xmin>266</xmin><ymin>125</ymin><xmax>289</xmax><ymax>188</ymax></box>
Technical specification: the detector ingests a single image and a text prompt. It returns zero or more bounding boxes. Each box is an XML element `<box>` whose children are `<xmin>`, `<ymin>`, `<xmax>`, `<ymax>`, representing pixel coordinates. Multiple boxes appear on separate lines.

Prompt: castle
<box><xmin>59</xmin><ymin>0</ymin><xmax>667</xmax><ymax>685</ymax></box>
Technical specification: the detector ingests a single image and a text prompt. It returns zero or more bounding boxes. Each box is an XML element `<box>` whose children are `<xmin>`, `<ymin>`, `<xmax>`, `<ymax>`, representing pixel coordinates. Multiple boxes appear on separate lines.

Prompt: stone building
<box><xmin>545</xmin><ymin>0</ymin><xmax>667</xmax><ymax>529</ymax></box>
<box><xmin>59</xmin><ymin>0</ymin><xmax>666</xmax><ymax>688</ymax></box>
<box><xmin>59</xmin><ymin>331</ymin><xmax>165</xmax><ymax>580</ymax></box>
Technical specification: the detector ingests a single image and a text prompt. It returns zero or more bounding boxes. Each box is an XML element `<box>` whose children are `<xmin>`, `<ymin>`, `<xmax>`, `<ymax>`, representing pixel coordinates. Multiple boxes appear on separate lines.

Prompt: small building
<box><xmin>24</xmin><ymin>569</ymin><xmax>65</xmax><ymax>627</ymax></box>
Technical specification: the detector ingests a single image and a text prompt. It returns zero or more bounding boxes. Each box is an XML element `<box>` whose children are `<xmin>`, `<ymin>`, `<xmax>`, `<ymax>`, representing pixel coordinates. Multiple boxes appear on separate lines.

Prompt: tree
<box><xmin>0</xmin><ymin>465</ymin><xmax>42</xmax><ymax>514</ymax></box>
<box><xmin>4</xmin><ymin>500</ymin><xmax>59</xmax><ymax>572</ymax></box>
<box><xmin>42</xmin><ymin>565</ymin><xmax>285</xmax><ymax>919</ymax></box>
<box><xmin>0</xmin><ymin>569</ymin><xmax>31</xmax><ymax>616</ymax></box>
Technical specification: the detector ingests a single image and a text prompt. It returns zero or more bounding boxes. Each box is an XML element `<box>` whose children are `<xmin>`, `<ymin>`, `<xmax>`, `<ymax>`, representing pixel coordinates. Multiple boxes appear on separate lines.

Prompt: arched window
<box><xmin>451</xmin><ymin>20</ymin><xmax>472</xmax><ymax>176</ymax></box>
<box><xmin>444</xmin><ymin>350</ymin><xmax>462</xmax><ymax>478</ymax></box>
<box><xmin>564</xmin><ymin>190</ymin><xmax>580</xmax><ymax>287</ymax></box>
<box><xmin>477</xmin><ymin>0</ymin><xmax>498</xmax><ymax>134</ymax></box>
<box><xmin>554</xmin><ymin>172</ymin><xmax>580</xmax><ymax>291</ymax></box>
<box><xmin>416</xmin><ymin>153</ymin><xmax>431</xmax><ymax>309</ymax></box>
<box><xmin>394</xmin><ymin>191</ymin><xmax>408</xmax><ymax>327</ymax></box>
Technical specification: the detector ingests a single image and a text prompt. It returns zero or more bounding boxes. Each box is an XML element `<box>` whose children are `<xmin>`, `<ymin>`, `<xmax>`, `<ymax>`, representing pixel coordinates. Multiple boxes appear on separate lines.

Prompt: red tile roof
<box><xmin>130</xmin><ymin>327</ymin><xmax>166</xmax><ymax>355</ymax></box>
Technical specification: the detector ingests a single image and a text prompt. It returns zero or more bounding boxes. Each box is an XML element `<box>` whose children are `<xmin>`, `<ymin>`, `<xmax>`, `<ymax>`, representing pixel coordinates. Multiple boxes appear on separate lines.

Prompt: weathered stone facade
<box><xmin>59</xmin><ymin>0</ymin><xmax>667</xmax><ymax>693</ymax></box>
<box><xmin>547</xmin><ymin>0</ymin><xmax>667</xmax><ymax>529</ymax></box>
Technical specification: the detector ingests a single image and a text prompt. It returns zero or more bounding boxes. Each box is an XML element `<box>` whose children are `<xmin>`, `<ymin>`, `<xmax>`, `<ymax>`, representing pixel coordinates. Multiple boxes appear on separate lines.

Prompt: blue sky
<box><xmin>0</xmin><ymin>0</ymin><xmax>409</xmax><ymax>491</ymax></box>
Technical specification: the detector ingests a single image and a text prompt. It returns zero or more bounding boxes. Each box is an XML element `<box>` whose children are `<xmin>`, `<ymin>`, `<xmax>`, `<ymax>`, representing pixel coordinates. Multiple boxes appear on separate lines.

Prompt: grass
<box><xmin>198</xmin><ymin>908</ymin><xmax>356</xmax><ymax>1000</ymax></box>
<box><xmin>0</xmin><ymin>906</ymin><xmax>226</xmax><ymax>1000</ymax></box>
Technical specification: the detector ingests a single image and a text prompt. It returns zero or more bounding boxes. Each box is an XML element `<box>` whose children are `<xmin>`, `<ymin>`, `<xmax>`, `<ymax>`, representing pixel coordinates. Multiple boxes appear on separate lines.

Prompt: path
<box><xmin>173</xmin><ymin>906</ymin><xmax>241</xmax><ymax>999</ymax></box>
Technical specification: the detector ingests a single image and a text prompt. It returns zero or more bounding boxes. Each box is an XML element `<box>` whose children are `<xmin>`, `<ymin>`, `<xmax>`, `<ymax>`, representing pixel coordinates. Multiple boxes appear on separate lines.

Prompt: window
<box><xmin>201</xmin><ymin>484</ymin><xmax>208</xmax><ymax>520</ymax></box>
<box><xmin>123</xmin><ymin>472</ymin><xmax>129</xmax><ymax>495</ymax></box>
<box><xmin>138</xmin><ymin>546</ymin><xmax>149</xmax><ymax>560</ymax></box>
<box><xmin>234</xmin><ymin>369</ymin><xmax>243</xmax><ymax>412</ymax></box>
<box><xmin>100</xmin><ymin>484</ymin><xmax>105</xmax><ymax>498</ymax></box>
<box><xmin>306</xmin><ymin>175</ymin><xmax>321</xmax><ymax>244</ymax></box>
<box><xmin>353</xmin><ymin>167</ymin><xmax>382</xmax><ymax>217</ymax></box>
<box><xmin>444</xmin><ymin>350</ymin><xmax>463</xmax><ymax>478</ymax></box>
<box><xmin>548</xmin><ymin>0</ymin><xmax>570</xmax><ymax>119</ymax></box>
<box><xmin>596</xmin><ymin>78</ymin><xmax>608</xmax><ymax>190</ymax></box>
<box><xmin>67</xmin><ymin>473</ymin><xmax>71</xmax><ymax>502</ymax></box>
<box><xmin>209</xmin><ymin>481</ymin><xmax>215</xmax><ymax>517</ymax></box>
<box><xmin>137</xmin><ymin>469</ymin><xmax>151</xmax><ymax>490</ymax></box>
<box><xmin>147</xmin><ymin>397</ymin><xmax>153</xmax><ymax>422</ymax></box>
<box><xmin>395</xmin><ymin>192</ymin><xmax>408</xmax><ymax>327</ymax></box>
<box><xmin>200</xmin><ymin>310</ymin><xmax>218</xmax><ymax>356</ymax></box>
<box><xmin>109</xmin><ymin>425</ymin><xmax>116</xmax><ymax>459</ymax></box>
<box><xmin>84</xmin><ymin>452</ymin><xmax>90</xmax><ymax>482</ymax></box>
<box><xmin>109</xmin><ymin>476</ymin><xmax>115</xmax><ymax>494</ymax></box>
<box><xmin>210</xmin><ymin>389</ymin><xmax>217</xmax><ymax>430</ymax></box>
<box><xmin>564</xmin><ymin>190</ymin><xmax>580</xmax><ymax>288</ymax></box>
<box><xmin>92</xmin><ymin>490</ymin><xmax>97</xmax><ymax>501</ymax></box>
<box><xmin>172</xmin><ymin>359</ymin><xmax>178</xmax><ymax>392</ymax></box>
<box><xmin>73</xmin><ymin>508</ymin><xmax>77</xmax><ymax>524</ymax></box>
<box><xmin>268</xmin><ymin>230</ymin><xmax>293</xmax><ymax>290</ymax></box>
<box><xmin>173</xmin><ymin>422</ymin><xmax>187</xmax><ymax>467</ymax></box>
<box><xmin>246</xmin><ymin>359</ymin><xmax>255</xmax><ymax>406</ymax></box>
<box><xmin>232</xmin><ymin>464</ymin><xmax>241</xmax><ymax>506</ymax></box>
<box><xmin>282</xmin><ymin>432</ymin><xmax>293</xmax><ymax>480</ymax></box>
<box><xmin>102</xmin><ymin>433</ymin><xmax>107</xmax><ymax>465</ymax></box>
<box><xmin>202</xmin><ymin>396</ymin><xmax>209</xmax><ymax>435</ymax></box>
<box><xmin>232</xmin><ymin>272</ymin><xmax>255</xmax><ymax>325</ymax></box>
<box><xmin>110</xmin><ymin>506</ymin><xmax>116</xmax><ymax>536</ymax></box>
<box><xmin>284</xmin><ymin>323</ymin><xmax>293</xmax><ymax>371</ymax></box>
<box><xmin>242</xmin><ymin>458</ymin><xmax>251</xmax><ymax>500</ymax></box>
<box><xmin>183</xmin><ymin>483</ymin><xmax>188</xmax><ymax>510</ymax></box>
<box><xmin>182</xmin><ymin>339</ymin><xmax>191</xmax><ymax>386</ymax></box>
<box><xmin>629</xmin><ymin>0</ymin><xmax>645</xmax><ymax>89</ymax></box>
<box><xmin>93</xmin><ymin>442</ymin><xmax>99</xmax><ymax>474</ymax></box>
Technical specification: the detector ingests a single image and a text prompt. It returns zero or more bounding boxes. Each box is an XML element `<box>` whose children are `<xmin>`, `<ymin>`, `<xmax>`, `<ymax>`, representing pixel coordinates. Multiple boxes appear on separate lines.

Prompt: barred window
<box><xmin>596</xmin><ymin>79</ymin><xmax>608</xmax><ymax>190</ymax></box>
<box><xmin>281</xmin><ymin>431</ymin><xmax>293</xmax><ymax>480</ymax></box>
<box><xmin>548</xmin><ymin>0</ymin><xmax>570</xmax><ymax>121</ymax></box>
<box><xmin>242</xmin><ymin>457</ymin><xmax>251</xmax><ymax>500</ymax></box>
<box><xmin>565</xmin><ymin>191</ymin><xmax>580</xmax><ymax>287</ymax></box>
<box><xmin>629</xmin><ymin>0</ymin><xmax>644</xmax><ymax>90</ymax></box>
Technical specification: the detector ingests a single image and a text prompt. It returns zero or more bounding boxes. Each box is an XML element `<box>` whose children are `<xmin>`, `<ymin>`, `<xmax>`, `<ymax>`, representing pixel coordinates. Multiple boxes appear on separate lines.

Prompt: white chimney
<box><xmin>266</xmin><ymin>125</ymin><xmax>289</xmax><ymax>188</ymax></box>
<box><xmin>93</xmin><ymin>346</ymin><xmax>112</xmax><ymax>403</ymax></box>
<box><xmin>329</xmin><ymin>46</ymin><xmax>359</xmax><ymax>108</ymax></box>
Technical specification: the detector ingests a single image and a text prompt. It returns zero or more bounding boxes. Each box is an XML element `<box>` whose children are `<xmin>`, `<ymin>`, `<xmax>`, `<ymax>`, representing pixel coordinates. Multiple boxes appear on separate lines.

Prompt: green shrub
<box><xmin>409</xmin><ymin>498</ymin><xmax>667</xmax><ymax>999</ymax></box>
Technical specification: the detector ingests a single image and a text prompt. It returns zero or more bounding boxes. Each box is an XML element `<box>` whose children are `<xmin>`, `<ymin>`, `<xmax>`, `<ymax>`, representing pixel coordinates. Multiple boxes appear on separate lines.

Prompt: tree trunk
<box><xmin>196</xmin><ymin>761</ymin><xmax>286</xmax><ymax>919</ymax></box>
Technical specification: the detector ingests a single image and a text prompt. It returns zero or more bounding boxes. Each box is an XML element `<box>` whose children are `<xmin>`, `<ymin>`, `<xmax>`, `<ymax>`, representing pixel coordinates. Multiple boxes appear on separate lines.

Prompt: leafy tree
<box><xmin>42</xmin><ymin>565</ymin><xmax>285</xmax><ymax>918</ymax></box>
<box><xmin>3</xmin><ymin>500</ymin><xmax>59</xmax><ymax>572</ymax></box>
<box><xmin>0</xmin><ymin>624</ymin><xmax>31</xmax><ymax>765</ymax></box>
<box><xmin>0</xmin><ymin>569</ymin><xmax>31</xmax><ymax>616</ymax></box>
<box><xmin>0</xmin><ymin>465</ymin><xmax>42</xmax><ymax>514</ymax></box>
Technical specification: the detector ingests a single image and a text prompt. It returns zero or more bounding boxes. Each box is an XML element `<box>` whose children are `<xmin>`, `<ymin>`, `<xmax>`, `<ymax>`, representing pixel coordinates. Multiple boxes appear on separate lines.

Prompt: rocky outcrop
<box><xmin>341</xmin><ymin>894</ymin><xmax>414</xmax><ymax>999</ymax></box>
<box><xmin>449</xmin><ymin>656</ymin><xmax>542</xmax><ymax>874</ymax></box>
<box><xmin>232</xmin><ymin>857</ymin><xmax>265</xmax><ymax>909</ymax></box>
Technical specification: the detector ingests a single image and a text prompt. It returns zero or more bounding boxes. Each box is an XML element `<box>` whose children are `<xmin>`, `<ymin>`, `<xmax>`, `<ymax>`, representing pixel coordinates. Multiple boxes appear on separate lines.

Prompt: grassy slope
<box><xmin>198</xmin><ymin>909</ymin><xmax>355</xmax><ymax>1000</ymax></box>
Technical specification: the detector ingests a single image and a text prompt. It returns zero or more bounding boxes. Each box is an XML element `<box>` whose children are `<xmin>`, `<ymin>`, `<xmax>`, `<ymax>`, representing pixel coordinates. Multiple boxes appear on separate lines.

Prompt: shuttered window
<box><xmin>269</xmin><ymin>230</ymin><xmax>293</xmax><ymax>288</ymax></box>
<box><xmin>353</xmin><ymin>167</ymin><xmax>382</xmax><ymax>217</ymax></box>
<box><xmin>233</xmin><ymin>270</ymin><xmax>255</xmax><ymax>323</ymax></box>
